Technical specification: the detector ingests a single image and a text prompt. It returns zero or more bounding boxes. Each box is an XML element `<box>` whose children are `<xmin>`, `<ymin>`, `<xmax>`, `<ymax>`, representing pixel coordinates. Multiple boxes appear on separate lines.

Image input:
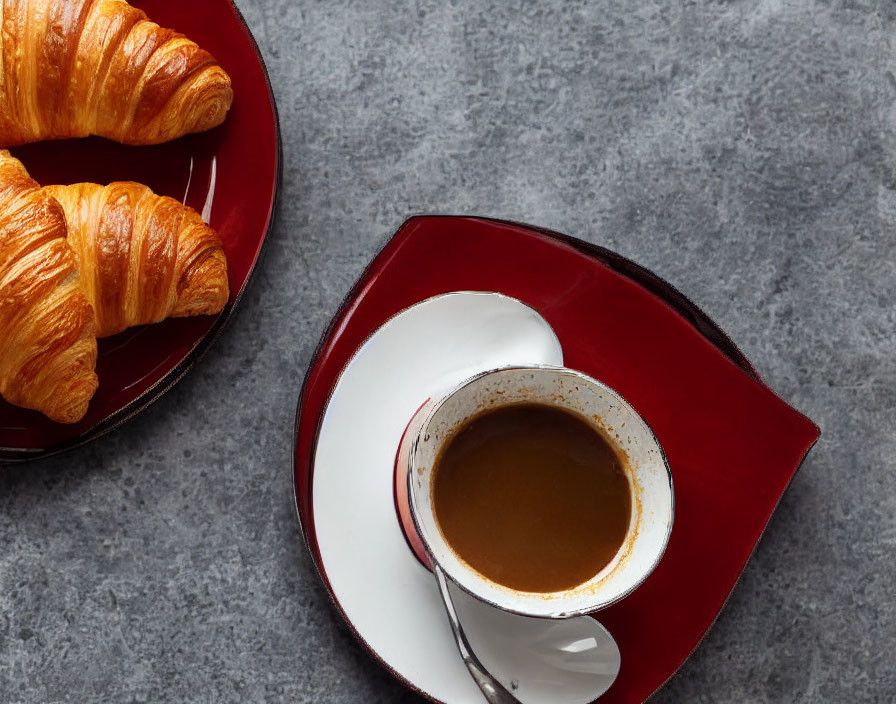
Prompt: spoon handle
<box><xmin>433</xmin><ymin>564</ymin><xmax>522</xmax><ymax>704</ymax></box>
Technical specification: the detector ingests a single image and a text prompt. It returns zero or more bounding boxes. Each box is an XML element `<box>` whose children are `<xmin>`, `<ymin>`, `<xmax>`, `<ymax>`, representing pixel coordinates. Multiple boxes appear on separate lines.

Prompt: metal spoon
<box><xmin>434</xmin><ymin>563</ymin><xmax>522</xmax><ymax>703</ymax></box>
<box><xmin>432</xmin><ymin>564</ymin><xmax>621</xmax><ymax>704</ymax></box>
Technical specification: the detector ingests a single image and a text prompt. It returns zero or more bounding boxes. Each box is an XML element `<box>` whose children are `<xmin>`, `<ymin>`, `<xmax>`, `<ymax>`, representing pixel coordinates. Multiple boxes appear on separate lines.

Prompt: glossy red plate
<box><xmin>293</xmin><ymin>216</ymin><xmax>820</xmax><ymax>703</ymax></box>
<box><xmin>0</xmin><ymin>0</ymin><xmax>280</xmax><ymax>463</ymax></box>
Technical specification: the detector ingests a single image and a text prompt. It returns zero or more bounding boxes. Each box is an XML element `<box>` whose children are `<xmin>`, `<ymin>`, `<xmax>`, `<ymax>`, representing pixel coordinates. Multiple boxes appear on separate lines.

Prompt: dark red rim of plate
<box><xmin>0</xmin><ymin>0</ymin><xmax>281</xmax><ymax>464</ymax></box>
<box><xmin>292</xmin><ymin>215</ymin><xmax>820</xmax><ymax>704</ymax></box>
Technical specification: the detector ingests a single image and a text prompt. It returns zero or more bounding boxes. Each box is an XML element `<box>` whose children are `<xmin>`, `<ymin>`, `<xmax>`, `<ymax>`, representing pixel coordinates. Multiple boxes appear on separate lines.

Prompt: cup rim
<box><xmin>406</xmin><ymin>363</ymin><xmax>675</xmax><ymax>618</ymax></box>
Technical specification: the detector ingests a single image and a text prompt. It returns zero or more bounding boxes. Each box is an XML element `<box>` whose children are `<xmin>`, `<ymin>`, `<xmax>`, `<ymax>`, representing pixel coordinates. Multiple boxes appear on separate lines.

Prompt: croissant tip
<box><xmin>173</xmin><ymin>248</ymin><xmax>230</xmax><ymax>318</ymax></box>
<box><xmin>49</xmin><ymin>406</ymin><xmax>88</xmax><ymax>425</ymax></box>
<box><xmin>46</xmin><ymin>368</ymin><xmax>99</xmax><ymax>424</ymax></box>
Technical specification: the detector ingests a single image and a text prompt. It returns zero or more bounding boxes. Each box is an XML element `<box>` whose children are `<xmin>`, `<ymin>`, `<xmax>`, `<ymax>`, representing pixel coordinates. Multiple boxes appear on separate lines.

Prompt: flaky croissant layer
<box><xmin>44</xmin><ymin>181</ymin><xmax>229</xmax><ymax>338</ymax></box>
<box><xmin>0</xmin><ymin>0</ymin><xmax>233</xmax><ymax>146</ymax></box>
<box><xmin>0</xmin><ymin>150</ymin><xmax>98</xmax><ymax>423</ymax></box>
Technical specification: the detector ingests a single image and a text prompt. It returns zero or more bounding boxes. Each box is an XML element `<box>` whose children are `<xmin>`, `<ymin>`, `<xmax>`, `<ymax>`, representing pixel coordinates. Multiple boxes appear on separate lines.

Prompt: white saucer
<box><xmin>312</xmin><ymin>292</ymin><xmax>621</xmax><ymax>703</ymax></box>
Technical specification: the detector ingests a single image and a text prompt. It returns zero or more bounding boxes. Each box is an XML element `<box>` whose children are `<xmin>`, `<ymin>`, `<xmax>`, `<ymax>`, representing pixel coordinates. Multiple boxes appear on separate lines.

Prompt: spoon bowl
<box><xmin>433</xmin><ymin>561</ymin><xmax>622</xmax><ymax>704</ymax></box>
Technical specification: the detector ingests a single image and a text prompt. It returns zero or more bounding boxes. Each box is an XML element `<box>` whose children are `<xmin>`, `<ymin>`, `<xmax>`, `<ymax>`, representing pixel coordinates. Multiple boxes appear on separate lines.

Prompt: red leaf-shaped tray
<box><xmin>293</xmin><ymin>216</ymin><xmax>820</xmax><ymax>703</ymax></box>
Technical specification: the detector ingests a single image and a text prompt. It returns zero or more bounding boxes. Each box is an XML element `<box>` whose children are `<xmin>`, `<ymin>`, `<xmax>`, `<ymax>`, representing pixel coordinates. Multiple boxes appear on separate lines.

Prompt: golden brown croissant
<box><xmin>43</xmin><ymin>182</ymin><xmax>229</xmax><ymax>338</ymax></box>
<box><xmin>0</xmin><ymin>150</ymin><xmax>97</xmax><ymax>423</ymax></box>
<box><xmin>0</xmin><ymin>0</ymin><xmax>233</xmax><ymax>147</ymax></box>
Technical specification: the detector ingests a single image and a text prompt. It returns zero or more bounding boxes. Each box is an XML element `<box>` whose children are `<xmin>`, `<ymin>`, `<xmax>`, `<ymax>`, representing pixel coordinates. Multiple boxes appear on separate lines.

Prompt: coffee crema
<box><xmin>431</xmin><ymin>403</ymin><xmax>631</xmax><ymax>593</ymax></box>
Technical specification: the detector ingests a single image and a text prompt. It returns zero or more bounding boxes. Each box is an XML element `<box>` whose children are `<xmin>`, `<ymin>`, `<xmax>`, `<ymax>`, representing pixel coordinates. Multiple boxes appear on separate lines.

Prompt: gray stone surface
<box><xmin>2</xmin><ymin>0</ymin><xmax>895</xmax><ymax>701</ymax></box>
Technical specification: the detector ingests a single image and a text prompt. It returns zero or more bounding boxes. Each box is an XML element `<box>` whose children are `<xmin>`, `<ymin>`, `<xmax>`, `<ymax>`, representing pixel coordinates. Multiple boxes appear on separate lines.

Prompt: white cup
<box><xmin>402</xmin><ymin>365</ymin><xmax>674</xmax><ymax>618</ymax></box>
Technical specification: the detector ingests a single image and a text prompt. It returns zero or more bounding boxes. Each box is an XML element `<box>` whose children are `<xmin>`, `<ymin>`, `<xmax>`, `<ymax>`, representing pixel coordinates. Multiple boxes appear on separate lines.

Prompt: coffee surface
<box><xmin>432</xmin><ymin>403</ymin><xmax>631</xmax><ymax>593</ymax></box>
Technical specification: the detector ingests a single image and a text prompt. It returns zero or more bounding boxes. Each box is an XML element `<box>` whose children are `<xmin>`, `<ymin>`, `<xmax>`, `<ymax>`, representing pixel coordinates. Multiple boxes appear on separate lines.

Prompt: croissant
<box><xmin>42</xmin><ymin>182</ymin><xmax>229</xmax><ymax>338</ymax></box>
<box><xmin>0</xmin><ymin>0</ymin><xmax>233</xmax><ymax>147</ymax></box>
<box><xmin>0</xmin><ymin>151</ymin><xmax>97</xmax><ymax>423</ymax></box>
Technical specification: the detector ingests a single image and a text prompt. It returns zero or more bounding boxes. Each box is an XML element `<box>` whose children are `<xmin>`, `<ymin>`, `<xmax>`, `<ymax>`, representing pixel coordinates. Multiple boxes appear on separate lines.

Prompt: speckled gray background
<box><xmin>2</xmin><ymin>0</ymin><xmax>895</xmax><ymax>702</ymax></box>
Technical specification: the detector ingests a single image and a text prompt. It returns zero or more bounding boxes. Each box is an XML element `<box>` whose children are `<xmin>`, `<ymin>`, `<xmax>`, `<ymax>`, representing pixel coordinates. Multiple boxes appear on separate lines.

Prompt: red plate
<box><xmin>293</xmin><ymin>216</ymin><xmax>820</xmax><ymax>703</ymax></box>
<box><xmin>0</xmin><ymin>0</ymin><xmax>280</xmax><ymax>462</ymax></box>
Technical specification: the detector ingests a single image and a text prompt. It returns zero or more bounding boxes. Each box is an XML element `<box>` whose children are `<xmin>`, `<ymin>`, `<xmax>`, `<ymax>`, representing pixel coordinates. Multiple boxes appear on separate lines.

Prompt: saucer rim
<box><xmin>306</xmin><ymin>290</ymin><xmax>569</xmax><ymax>703</ymax></box>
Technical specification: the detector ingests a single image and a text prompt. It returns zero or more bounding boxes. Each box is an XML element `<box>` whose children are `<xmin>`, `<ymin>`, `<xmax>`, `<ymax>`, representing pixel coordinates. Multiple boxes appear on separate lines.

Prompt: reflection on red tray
<box><xmin>293</xmin><ymin>216</ymin><xmax>820</xmax><ymax>703</ymax></box>
<box><xmin>0</xmin><ymin>0</ymin><xmax>279</xmax><ymax>462</ymax></box>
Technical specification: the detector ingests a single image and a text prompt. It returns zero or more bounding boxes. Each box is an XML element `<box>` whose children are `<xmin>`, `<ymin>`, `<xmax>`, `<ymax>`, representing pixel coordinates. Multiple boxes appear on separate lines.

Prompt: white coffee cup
<box><xmin>401</xmin><ymin>365</ymin><xmax>674</xmax><ymax>618</ymax></box>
